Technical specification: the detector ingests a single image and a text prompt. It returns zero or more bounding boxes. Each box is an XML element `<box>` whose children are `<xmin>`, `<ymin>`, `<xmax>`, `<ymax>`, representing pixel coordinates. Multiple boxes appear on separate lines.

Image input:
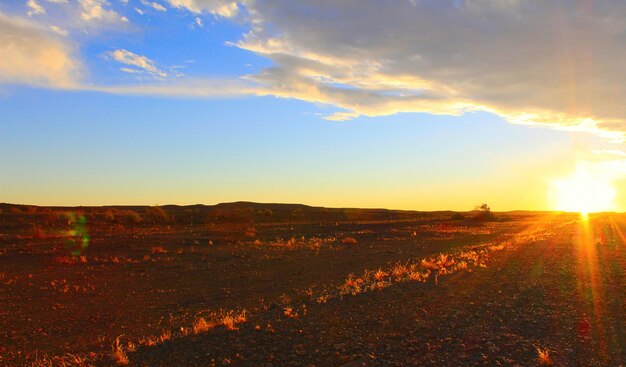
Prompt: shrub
<box><xmin>450</xmin><ymin>212</ymin><xmax>465</xmax><ymax>220</ymax></box>
<box><xmin>145</xmin><ymin>206</ymin><xmax>170</xmax><ymax>224</ymax></box>
<box><xmin>473</xmin><ymin>203</ymin><xmax>496</xmax><ymax>221</ymax></box>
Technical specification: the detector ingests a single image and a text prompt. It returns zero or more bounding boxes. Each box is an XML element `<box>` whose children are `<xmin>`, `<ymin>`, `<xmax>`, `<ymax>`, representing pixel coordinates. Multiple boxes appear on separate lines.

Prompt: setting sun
<box><xmin>549</xmin><ymin>168</ymin><xmax>616</xmax><ymax>215</ymax></box>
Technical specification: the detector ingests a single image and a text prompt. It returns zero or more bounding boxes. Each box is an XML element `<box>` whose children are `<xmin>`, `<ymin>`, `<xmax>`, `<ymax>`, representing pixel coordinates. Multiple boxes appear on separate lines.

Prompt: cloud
<box><xmin>107</xmin><ymin>49</ymin><xmax>167</xmax><ymax>78</ymax></box>
<box><xmin>141</xmin><ymin>0</ymin><xmax>167</xmax><ymax>12</ymax></box>
<box><xmin>49</xmin><ymin>24</ymin><xmax>69</xmax><ymax>36</ymax></box>
<box><xmin>89</xmin><ymin>77</ymin><xmax>257</xmax><ymax>97</ymax></box>
<box><xmin>23</xmin><ymin>0</ymin><xmax>130</xmax><ymax>32</ymax></box>
<box><xmin>0</xmin><ymin>12</ymin><xmax>80</xmax><ymax>88</ymax></box>
<box><xmin>165</xmin><ymin>0</ymin><xmax>238</xmax><ymax>17</ymax></box>
<box><xmin>221</xmin><ymin>0</ymin><xmax>626</xmax><ymax>139</ymax></box>
<box><xmin>27</xmin><ymin>0</ymin><xmax>46</xmax><ymax>16</ymax></box>
<box><xmin>78</xmin><ymin>0</ymin><xmax>128</xmax><ymax>24</ymax></box>
<box><xmin>6</xmin><ymin>0</ymin><xmax>626</xmax><ymax>142</ymax></box>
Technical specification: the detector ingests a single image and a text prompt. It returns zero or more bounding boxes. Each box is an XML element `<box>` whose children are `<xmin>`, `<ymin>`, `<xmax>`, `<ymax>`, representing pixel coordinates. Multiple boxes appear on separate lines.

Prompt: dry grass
<box><xmin>137</xmin><ymin>335</ymin><xmax>158</xmax><ymax>346</ymax></box>
<box><xmin>283</xmin><ymin>307</ymin><xmax>297</xmax><ymax>318</ymax></box>
<box><xmin>53</xmin><ymin>255</ymin><xmax>87</xmax><ymax>265</ymax></box>
<box><xmin>341</xmin><ymin>236</ymin><xmax>358</xmax><ymax>245</ymax></box>
<box><xmin>316</xmin><ymin>293</ymin><xmax>331</xmax><ymax>304</ymax></box>
<box><xmin>262</xmin><ymin>235</ymin><xmax>335</xmax><ymax>250</ymax></box>
<box><xmin>151</xmin><ymin>246</ymin><xmax>167</xmax><ymax>254</ymax></box>
<box><xmin>244</xmin><ymin>227</ymin><xmax>257</xmax><ymax>238</ymax></box>
<box><xmin>339</xmin><ymin>274</ymin><xmax>365</xmax><ymax>296</ymax></box>
<box><xmin>455</xmin><ymin>261</ymin><xmax>469</xmax><ymax>271</ymax></box>
<box><xmin>159</xmin><ymin>329</ymin><xmax>171</xmax><ymax>342</ymax></box>
<box><xmin>333</xmin><ymin>236</ymin><xmax>513</xmax><ymax>301</ymax></box>
<box><xmin>137</xmin><ymin>329</ymin><xmax>170</xmax><ymax>346</ymax></box>
<box><xmin>373</xmin><ymin>268</ymin><xmax>389</xmax><ymax>281</ymax></box>
<box><xmin>111</xmin><ymin>337</ymin><xmax>129</xmax><ymax>365</ymax></box>
<box><xmin>30</xmin><ymin>353</ymin><xmax>93</xmax><ymax>367</ymax></box>
<box><xmin>192</xmin><ymin>317</ymin><xmax>215</xmax><ymax>334</ymax></box>
<box><xmin>390</xmin><ymin>262</ymin><xmax>409</xmax><ymax>279</ymax></box>
<box><xmin>191</xmin><ymin>309</ymin><xmax>248</xmax><ymax>333</ymax></box>
<box><xmin>490</xmin><ymin>244</ymin><xmax>505</xmax><ymax>251</ymax></box>
<box><xmin>536</xmin><ymin>346</ymin><xmax>553</xmax><ymax>366</ymax></box>
<box><xmin>420</xmin><ymin>258</ymin><xmax>440</xmax><ymax>271</ymax></box>
<box><xmin>225</xmin><ymin>309</ymin><xmax>248</xmax><ymax>330</ymax></box>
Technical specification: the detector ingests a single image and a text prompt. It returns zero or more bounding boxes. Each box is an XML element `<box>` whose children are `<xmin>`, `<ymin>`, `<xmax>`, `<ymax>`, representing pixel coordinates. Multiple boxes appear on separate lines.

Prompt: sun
<box><xmin>549</xmin><ymin>167</ymin><xmax>616</xmax><ymax>216</ymax></box>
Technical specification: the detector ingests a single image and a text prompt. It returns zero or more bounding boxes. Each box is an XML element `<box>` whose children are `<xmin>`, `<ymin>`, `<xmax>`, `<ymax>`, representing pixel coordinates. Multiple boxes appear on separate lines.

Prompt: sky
<box><xmin>2</xmin><ymin>0</ymin><xmax>626</xmax><ymax>211</ymax></box>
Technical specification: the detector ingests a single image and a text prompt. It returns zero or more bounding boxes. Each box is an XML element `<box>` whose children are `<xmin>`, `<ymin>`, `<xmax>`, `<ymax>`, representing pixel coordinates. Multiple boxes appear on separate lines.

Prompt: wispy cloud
<box><xmin>107</xmin><ymin>49</ymin><xmax>168</xmax><ymax>78</ymax></box>
<box><xmin>49</xmin><ymin>24</ymin><xmax>69</xmax><ymax>36</ymax></box>
<box><xmin>0</xmin><ymin>12</ymin><xmax>80</xmax><ymax>88</ymax></box>
<box><xmin>165</xmin><ymin>0</ymin><xmax>238</xmax><ymax>17</ymax></box>
<box><xmin>141</xmin><ymin>0</ymin><xmax>167</xmax><ymax>12</ymax></box>
<box><xmin>78</xmin><ymin>0</ymin><xmax>128</xmax><ymax>24</ymax></box>
<box><xmin>26</xmin><ymin>0</ymin><xmax>46</xmax><ymax>16</ymax></box>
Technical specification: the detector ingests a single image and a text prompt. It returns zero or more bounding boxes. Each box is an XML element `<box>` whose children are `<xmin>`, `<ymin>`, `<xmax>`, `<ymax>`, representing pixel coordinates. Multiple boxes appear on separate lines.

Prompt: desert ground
<box><xmin>0</xmin><ymin>203</ymin><xmax>623</xmax><ymax>366</ymax></box>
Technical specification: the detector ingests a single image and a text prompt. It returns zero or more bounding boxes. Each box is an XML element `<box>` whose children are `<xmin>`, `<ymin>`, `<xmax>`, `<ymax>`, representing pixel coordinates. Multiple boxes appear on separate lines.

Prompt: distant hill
<box><xmin>0</xmin><ymin>201</ymin><xmax>457</xmax><ymax>230</ymax></box>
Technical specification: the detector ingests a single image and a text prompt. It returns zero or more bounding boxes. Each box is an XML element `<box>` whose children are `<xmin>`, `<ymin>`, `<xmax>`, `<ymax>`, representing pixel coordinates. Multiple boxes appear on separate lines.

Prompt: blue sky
<box><xmin>1</xmin><ymin>1</ymin><xmax>626</xmax><ymax>210</ymax></box>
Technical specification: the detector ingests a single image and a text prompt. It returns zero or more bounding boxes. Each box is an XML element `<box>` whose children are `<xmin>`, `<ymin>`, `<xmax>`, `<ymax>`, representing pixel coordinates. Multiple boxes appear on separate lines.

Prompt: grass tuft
<box><xmin>537</xmin><ymin>346</ymin><xmax>553</xmax><ymax>365</ymax></box>
<box><xmin>111</xmin><ymin>337</ymin><xmax>129</xmax><ymax>365</ymax></box>
<box><xmin>192</xmin><ymin>317</ymin><xmax>215</xmax><ymax>334</ymax></box>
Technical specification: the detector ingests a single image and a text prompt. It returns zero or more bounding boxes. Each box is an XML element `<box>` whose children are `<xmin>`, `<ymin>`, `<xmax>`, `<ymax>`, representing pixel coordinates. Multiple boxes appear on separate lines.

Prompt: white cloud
<box><xmin>26</xmin><ymin>0</ymin><xmax>46</xmax><ymax>16</ymax></box>
<box><xmin>0</xmin><ymin>12</ymin><xmax>80</xmax><ymax>88</ymax></box>
<box><xmin>107</xmin><ymin>49</ymin><xmax>167</xmax><ymax>78</ymax></box>
<box><xmin>165</xmin><ymin>0</ymin><xmax>238</xmax><ymax>17</ymax></box>
<box><xmin>134</xmin><ymin>7</ymin><xmax>144</xmax><ymax>15</ymax></box>
<box><xmin>141</xmin><ymin>0</ymin><xmax>167</xmax><ymax>12</ymax></box>
<box><xmin>119</xmin><ymin>67</ymin><xmax>141</xmax><ymax>74</ymax></box>
<box><xmin>78</xmin><ymin>0</ymin><xmax>127</xmax><ymax>24</ymax></box>
<box><xmin>194</xmin><ymin>17</ymin><xmax>202</xmax><ymax>27</ymax></box>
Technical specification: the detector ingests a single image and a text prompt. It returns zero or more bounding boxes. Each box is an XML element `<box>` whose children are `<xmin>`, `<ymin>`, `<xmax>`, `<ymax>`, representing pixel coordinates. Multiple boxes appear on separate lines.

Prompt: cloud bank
<box><xmin>231</xmin><ymin>0</ymin><xmax>626</xmax><ymax>138</ymax></box>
